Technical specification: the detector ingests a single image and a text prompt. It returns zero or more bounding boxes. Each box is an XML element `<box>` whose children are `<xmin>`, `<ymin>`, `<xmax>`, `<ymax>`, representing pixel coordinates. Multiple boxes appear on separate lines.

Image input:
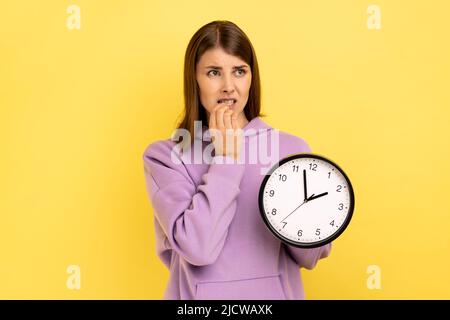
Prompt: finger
<box><xmin>231</xmin><ymin>113</ymin><xmax>238</xmax><ymax>131</ymax></box>
<box><xmin>223</xmin><ymin>110</ymin><xmax>233</xmax><ymax>152</ymax></box>
<box><xmin>209</xmin><ymin>104</ymin><xmax>221</xmax><ymax>129</ymax></box>
<box><xmin>231</xmin><ymin>113</ymin><xmax>241</xmax><ymax>144</ymax></box>
<box><xmin>209</xmin><ymin>112</ymin><xmax>215</xmax><ymax>137</ymax></box>
<box><xmin>223</xmin><ymin>109</ymin><xmax>233</xmax><ymax>130</ymax></box>
<box><xmin>216</xmin><ymin>105</ymin><xmax>227</xmax><ymax>129</ymax></box>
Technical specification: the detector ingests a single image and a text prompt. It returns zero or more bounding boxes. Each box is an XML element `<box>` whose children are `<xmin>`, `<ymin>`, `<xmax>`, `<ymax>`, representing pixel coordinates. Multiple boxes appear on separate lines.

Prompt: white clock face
<box><xmin>259</xmin><ymin>154</ymin><xmax>354</xmax><ymax>248</ymax></box>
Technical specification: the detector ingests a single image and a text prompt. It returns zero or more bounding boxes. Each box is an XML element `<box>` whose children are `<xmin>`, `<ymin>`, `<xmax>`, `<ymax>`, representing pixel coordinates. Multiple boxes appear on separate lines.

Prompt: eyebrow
<box><xmin>205</xmin><ymin>65</ymin><xmax>249</xmax><ymax>69</ymax></box>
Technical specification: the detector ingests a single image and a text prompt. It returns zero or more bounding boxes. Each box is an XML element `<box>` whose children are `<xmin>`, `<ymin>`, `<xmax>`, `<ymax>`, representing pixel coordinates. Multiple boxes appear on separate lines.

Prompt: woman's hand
<box><xmin>208</xmin><ymin>104</ymin><xmax>243</xmax><ymax>160</ymax></box>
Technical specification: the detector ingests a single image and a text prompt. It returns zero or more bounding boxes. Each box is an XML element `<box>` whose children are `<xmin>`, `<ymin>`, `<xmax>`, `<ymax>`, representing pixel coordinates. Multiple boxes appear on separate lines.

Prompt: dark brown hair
<box><xmin>176</xmin><ymin>20</ymin><xmax>265</xmax><ymax>143</ymax></box>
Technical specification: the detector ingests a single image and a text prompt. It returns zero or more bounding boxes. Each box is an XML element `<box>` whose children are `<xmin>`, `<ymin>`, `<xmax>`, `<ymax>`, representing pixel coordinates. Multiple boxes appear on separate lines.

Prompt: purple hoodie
<box><xmin>143</xmin><ymin>116</ymin><xmax>331</xmax><ymax>300</ymax></box>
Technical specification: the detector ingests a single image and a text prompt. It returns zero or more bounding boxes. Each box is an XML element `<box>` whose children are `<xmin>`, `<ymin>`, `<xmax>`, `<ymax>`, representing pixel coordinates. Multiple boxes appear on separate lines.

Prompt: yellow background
<box><xmin>1</xmin><ymin>0</ymin><xmax>449</xmax><ymax>299</ymax></box>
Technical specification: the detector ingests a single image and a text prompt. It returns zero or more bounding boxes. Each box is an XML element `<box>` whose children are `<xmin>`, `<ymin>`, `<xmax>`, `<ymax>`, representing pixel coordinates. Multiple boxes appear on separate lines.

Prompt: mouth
<box><xmin>217</xmin><ymin>98</ymin><xmax>237</xmax><ymax>107</ymax></box>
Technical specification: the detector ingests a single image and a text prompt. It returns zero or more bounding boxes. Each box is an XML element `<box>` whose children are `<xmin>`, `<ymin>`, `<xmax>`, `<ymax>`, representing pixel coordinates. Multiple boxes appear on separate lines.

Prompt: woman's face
<box><xmin>196</xmin><ymin>47</ymin><xmax>252</xmax><ymax>120</ymax></box>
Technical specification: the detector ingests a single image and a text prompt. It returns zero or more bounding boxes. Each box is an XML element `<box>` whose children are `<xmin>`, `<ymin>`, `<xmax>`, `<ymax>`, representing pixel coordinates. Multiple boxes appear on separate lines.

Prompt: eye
<box><xmin>207</xmin><ymin>69</ymin><xmax>247</xmax><ymax>77</ymax></box>
<box><xmin>207</xmin><ymin>70</ymin><xmax>219</xmax><ymax>76</ymax></box>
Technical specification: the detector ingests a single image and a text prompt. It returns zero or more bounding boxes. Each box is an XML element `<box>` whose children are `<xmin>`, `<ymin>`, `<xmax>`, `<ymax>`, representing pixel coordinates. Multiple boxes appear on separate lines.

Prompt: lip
<box><xmin>217</xmin><ymin>98</ymin><xmax>237</xmax><ymax>103</ymax></box>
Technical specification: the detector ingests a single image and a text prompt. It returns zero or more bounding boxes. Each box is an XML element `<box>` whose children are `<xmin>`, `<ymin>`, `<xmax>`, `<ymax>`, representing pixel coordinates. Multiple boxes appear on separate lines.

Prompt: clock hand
<box><xmin>280</xmin><ymin>199</ymin><xmax>307</xmax><ymax>223</ymax></box>
<box><xmin>303</xmin><ymin>169</ymin><xmax>308</xmax><ymax>201</ymax></box>
<box><xmin>307</xmin><ymin>192</ymin><xmax>328</xmax><ymax>202</ymax></box>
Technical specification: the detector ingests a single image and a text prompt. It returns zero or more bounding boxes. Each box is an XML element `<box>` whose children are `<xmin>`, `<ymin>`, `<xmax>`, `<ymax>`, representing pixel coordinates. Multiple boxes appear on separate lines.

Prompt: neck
<box><xmin>237</xmin><ymin>113</ymin><xmax>250</xmax><ymax>129</ymax></box>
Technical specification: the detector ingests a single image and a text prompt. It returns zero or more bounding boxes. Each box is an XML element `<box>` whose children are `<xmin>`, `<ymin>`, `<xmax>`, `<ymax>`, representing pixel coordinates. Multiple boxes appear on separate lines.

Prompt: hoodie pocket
<box><xmin>195</xmin><ymin>274</ymin><xmax>286</xmax><ymax>300</ymax></box>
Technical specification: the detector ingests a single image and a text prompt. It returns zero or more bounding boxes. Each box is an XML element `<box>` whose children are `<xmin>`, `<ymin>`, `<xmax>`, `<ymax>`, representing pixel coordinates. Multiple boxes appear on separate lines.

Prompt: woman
<box><xmin>143</xmin><ymin>20</ymin><xmax>331</xmax><ymax>300</ymax></box>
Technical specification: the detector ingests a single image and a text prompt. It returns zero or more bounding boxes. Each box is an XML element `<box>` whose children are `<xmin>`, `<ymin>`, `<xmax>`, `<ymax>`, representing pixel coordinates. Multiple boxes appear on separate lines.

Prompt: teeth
<box><xmin>219</xmin><ymin>99</ymin><xmax>235</xmax><ymax>105</ymax></box>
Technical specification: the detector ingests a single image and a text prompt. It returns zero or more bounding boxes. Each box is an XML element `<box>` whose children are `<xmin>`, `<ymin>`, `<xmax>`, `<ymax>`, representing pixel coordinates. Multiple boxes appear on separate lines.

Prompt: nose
<box><xmin>221</xmin><ymin>74</ymin><xmax>235</xmax><ymax>93</ymax></box>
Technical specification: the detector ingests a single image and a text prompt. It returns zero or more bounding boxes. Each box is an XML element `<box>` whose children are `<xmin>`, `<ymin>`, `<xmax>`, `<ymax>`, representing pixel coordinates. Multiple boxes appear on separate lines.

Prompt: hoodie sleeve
<box><xmin>143</xmin><ymin>140</ymin><xmax>245</xmax><ymax>267</ymax></box>
<box><xmin>282</xmin><ymin>136</ymin><xmax>333</xmax><ymax>269</ymax></box>
<box><xmin>283</xmin><ymin>242</ymin><xmax>332</xmax><ymax>270</ymax></box>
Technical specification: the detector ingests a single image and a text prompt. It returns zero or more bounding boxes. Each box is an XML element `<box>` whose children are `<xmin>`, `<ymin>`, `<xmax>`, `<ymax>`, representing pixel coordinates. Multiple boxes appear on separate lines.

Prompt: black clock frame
<box><xmin>258</xmin><ymin>153</ymin><xmax>355</xmax><ymax>248</ymax></box>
